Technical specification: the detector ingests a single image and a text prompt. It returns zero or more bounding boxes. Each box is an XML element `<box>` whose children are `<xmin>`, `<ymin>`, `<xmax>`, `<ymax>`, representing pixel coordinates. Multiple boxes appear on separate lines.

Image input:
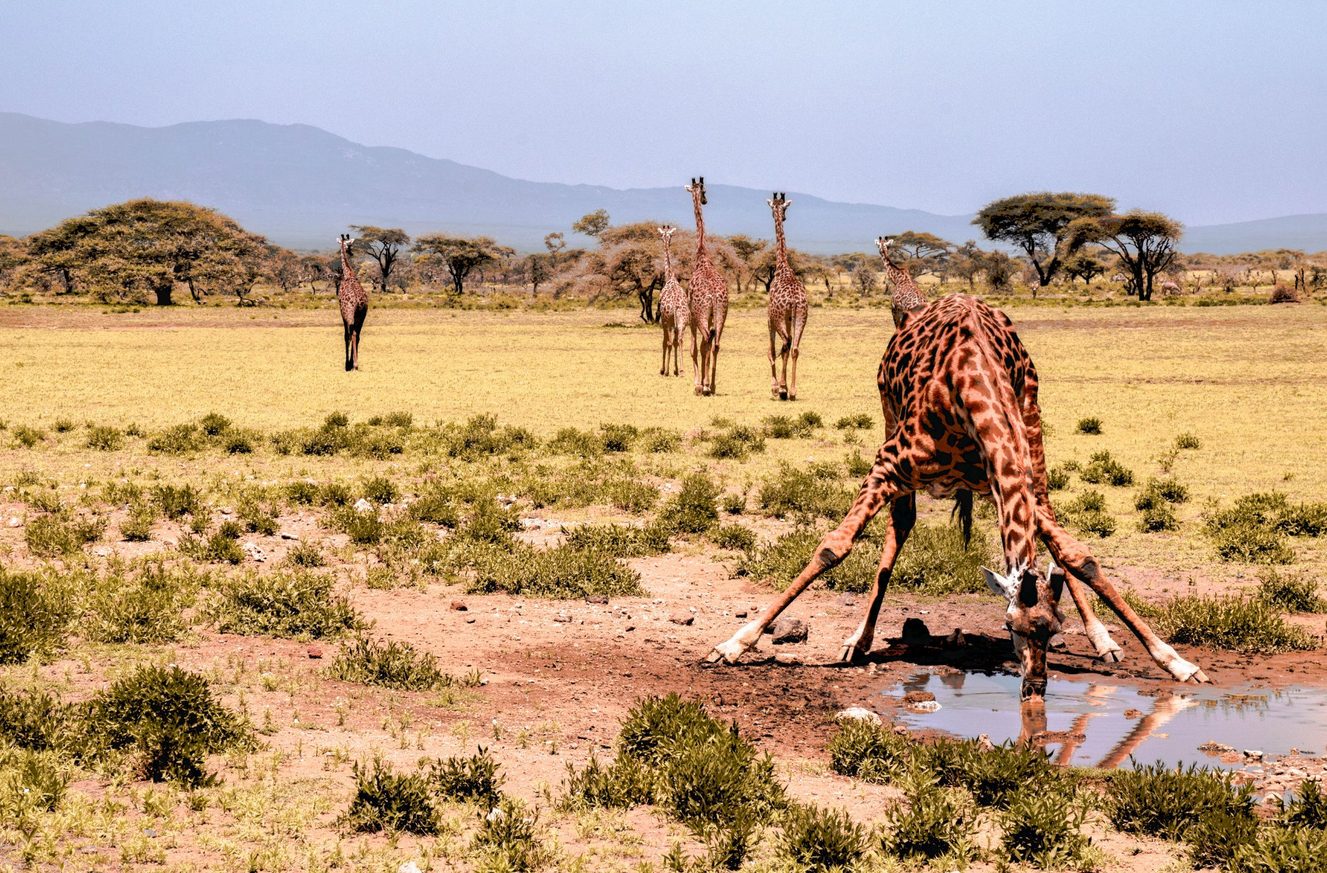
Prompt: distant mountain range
<box><xmin>0</xmin><ymin>112</ymin><xmax>1322</xmax><ymax>255</ymax></box>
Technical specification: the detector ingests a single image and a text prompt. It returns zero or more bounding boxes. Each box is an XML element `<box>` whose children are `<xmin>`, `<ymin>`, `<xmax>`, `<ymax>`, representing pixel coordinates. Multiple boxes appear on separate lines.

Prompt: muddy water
<box><xmin>886</xmin><ymin>670</ymin><xmax>1327</xmax><ymax>771</ymax></box>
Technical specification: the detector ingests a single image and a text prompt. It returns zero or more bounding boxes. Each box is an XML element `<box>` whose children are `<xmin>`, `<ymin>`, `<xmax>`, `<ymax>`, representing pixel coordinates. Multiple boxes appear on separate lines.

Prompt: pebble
<box><xmin>1244</xmin><ymin>750</ymin><xmax>1265</xmax><ymax>761</ymax></box>
<box><xmin>307</xmin><ymin>647</ymin><xmax>323</xmax><ymax>659</ymax></box>
<box><xmin>554</xmin><ymin>613</ymin><xmax>572</xmax><ymax>623</ymax></box>
<box><xmin>280</xmin><ymin>531</ymin><xmax>299</xmax><ymax>540</ymax></box>
<box><xmin>7</xmin><ymin>517</ymin><xmax>21</xmax><ymax>528</ymax></box>
<box><xmin>769</xmin><ymin>617</ymin><xmax>808</xmax><ymax>644</ymax></box>
<box><xmin>399</xmin><ymin>862</ymin><xmax>423</xmax><ymax>873</ymax></box>
<box><xmin>668</xmin><ymin>614</ymin><xmax>694</xmax><ymax>626</ymax></box>
<box><xmin>586</xmin><ymin>594</ymin><xmax>609</xmax><ymax>605</ymax></box>
<box><xmin>734</xmin><ymin>609</ymin><xmax>748</xmax><ymax>618</ymax></box>
<box><xmin>774</xmin><ymin>653</ymin><xmax>802</xmax><ymax>666</ymax></box>
<box><xmin>353</xmin><ymin>498</ymin><xmax>373</xmax><ymax>512</ymax></box>
<box><xmin>451</xmin><ymin>601</ymin><xmax>468</xmax><ymax>611</ymax></box>
<box><xmin>836</xmin><ymin>707</ymin><xmax>881</xmax><ymax>725</ymax></box>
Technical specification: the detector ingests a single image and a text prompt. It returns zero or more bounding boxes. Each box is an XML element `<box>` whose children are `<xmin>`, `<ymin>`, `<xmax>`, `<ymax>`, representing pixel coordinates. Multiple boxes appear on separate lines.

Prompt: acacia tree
<box><xmin>973</xmin><ymin>192</ymin><xmax>1115</xmax><ymax>286</ymax></box>
<box><xmin>890</xmin><ymin>231</ymin><xmax>953</xmax><ymax>280</ymax></box>
<box><xmin>28</xmin><ymin>199</ymin><xmax>265</xmax><ymax>305</ymax></box>
<box><xmin>725</xmin><ymin>234</ymin><xmax>767</xmax><ymax>293</ymax></box>
<box><xmin>572</xmin><ymin>210</ymin><xmax>610</xmax><ymax>240</ymax></box>
<box><xmin>349</xmin><ymin>226</ymin><xmax>410</xmax><ymax>294</ymax></box>
<box><xmin>300</xmin><ymin>254</ymin><xmax>330</xmax><ymax>293</ymax></box>
<box><xmin>413</xmin><ymin>234</ymin><xmax>515</xmax><ymax>299</ymax></box>
<box><xmin>1062</xmin><ymin>249</ymin><xmax>1109</xmax><ymax>287</ymax></box>
<box><xmin>1067</xmin><ymin>211</ymin><xmax>1182</xmax><ymax>301</ymax></box>
<box><xmin>949</xmin><ymin>241</ymin><xmax>983</xmax><ymax>290</ymax></box>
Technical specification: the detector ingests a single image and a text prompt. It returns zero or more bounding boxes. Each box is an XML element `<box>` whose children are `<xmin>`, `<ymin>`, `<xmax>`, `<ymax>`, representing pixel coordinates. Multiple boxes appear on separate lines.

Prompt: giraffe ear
<box><xmin>766</xmin><ymin>199</ymin><xmax>775</xmax><ymax>208</ymax></box>
<box><xmin>783</xmin><ymin>199</ymin><xmax>792</xmax><ymax>211</ymax></box>
<box><xmin>983</xmin><ymin>566</ymin><xmax>1017</xmax><ymax>602</ymax></box>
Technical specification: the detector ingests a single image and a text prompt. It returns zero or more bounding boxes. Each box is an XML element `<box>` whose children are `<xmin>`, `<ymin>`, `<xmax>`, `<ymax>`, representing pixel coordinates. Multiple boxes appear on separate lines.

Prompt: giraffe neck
<box><xmin>340</xmin><ymin>246</ymin><xmax>355</xmax><ymax>285</ymax></box>
<box><xmin>692</xmin><ymin>195</ymin><xmax>707</xmax><ymax>255</ymax></box>
<box><xmin>663</xmin><ymin>237</ymin><xmax>675</xmax><ymax>282</ymax></box>
<box><xmin>773</xmin><ymin>214</ymin><xmax>789</xmax><ymax>268</ymax></box>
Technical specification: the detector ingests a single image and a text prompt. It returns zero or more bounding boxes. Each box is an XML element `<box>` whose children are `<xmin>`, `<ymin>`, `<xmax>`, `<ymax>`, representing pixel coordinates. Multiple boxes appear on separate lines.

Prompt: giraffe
<box><xmin>878</xmin><ymin>235</ymin><xmax>1125</xmax><ymax>670</ymax></box>
<box><xmin>707</xmin><ymin>292</ymin><xmax>1207</xmax><ymax>702</ymax></box>
<box><xmin>684</xmin><ymin>177</ymin><xmax>729</xmax><ymax>396</ymax></box>
<box><xmin>336</xmin><ymin>233</ymin><xmax>368</xmax><ymax>372</ymax></box>
<box><xmin>656</xmin><ymin>225</ymin><xmax>689</xmax><ymax>377</ymax></box>
<box><xmin>766</xmin><ymin>193</ymin><xmax>809</xmax><ymax>400</ymax></box>
<box><xmin>876</xmin><ymin>237</ymin><xmax>929</xmax><ymax>329</ymax></box>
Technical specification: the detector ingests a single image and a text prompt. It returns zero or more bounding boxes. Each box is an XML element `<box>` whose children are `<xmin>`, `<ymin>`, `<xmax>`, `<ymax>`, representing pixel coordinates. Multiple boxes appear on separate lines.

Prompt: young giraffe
<box><xmin>684</xmin><ymin>177</ymin><xmax>729</xmax><ymax>396</ymax></box>
<box><xmin>766</xmin><ymin>193</ymin><xmax>809</xmax><ymax>401</ymax></box>
<box><xmin>337</xmin><ymin>234</ymin><xmax>368</xmax><ymax>372</ymax></box>
<box><xmin>656</xmin><ymin>225</ymin><xmax>689</xmax><ymax>377</ymax></box>
<box><xmin>877</xmin><ymin>237</ymin><xmax>929</xmax><ymax>329</ymax></box>
<box><xmin>708</xmin><ymin>292</ymin><xmax>1207</xmax><ymax>701</ymax></box>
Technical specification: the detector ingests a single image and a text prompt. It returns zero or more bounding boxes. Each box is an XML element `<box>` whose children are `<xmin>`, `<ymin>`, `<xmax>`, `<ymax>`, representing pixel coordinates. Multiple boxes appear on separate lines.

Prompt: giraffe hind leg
<box><xmin>838</xmin><ymin>495</ymin><xmax>915</xmax><ymax>662</ymax></box>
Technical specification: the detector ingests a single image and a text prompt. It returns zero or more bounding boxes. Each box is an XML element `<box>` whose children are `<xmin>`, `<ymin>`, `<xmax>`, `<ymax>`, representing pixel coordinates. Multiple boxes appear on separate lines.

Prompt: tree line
<box><xmin>0</xmin><ymin>194</ymin><xmax>1322</xmax><ymax>309</ymax></box>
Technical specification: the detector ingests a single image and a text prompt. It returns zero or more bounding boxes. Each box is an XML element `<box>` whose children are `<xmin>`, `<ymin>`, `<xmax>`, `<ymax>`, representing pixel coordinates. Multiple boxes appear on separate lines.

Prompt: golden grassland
<box><xmin>2</xmin><ymin>300</ymin><xmax>1325</xmax><ymax>583</ymax></box>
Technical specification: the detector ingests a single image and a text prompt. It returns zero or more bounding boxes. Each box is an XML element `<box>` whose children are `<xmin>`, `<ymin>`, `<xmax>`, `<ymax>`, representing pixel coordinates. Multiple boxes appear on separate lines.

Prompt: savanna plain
<box><xmin>2</xmin><ymin>302</ymin><xmax>1327</xmax><ymax>873</ymax></box>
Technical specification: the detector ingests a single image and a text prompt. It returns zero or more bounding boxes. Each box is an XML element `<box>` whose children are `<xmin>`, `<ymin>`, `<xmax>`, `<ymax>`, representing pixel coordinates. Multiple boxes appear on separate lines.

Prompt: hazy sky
<box><xmin>4</xmin><ymin>1</ymin><xmax>1324</xmax><ymax>225</ymax></box>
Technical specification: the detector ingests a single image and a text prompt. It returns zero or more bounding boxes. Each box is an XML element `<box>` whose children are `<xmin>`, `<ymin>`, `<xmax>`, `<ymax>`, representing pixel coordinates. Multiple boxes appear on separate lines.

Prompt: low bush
<box><xmin>284</xmin><ymin>480</ymin><xmax>320</xmax><ymax>506</ymax></box>
<box><xmin>828</xmin><ymin>718</ymin><xmax>912</xmax><ymax>783</ymax></box>
<box><xmin>470</xmin><ymin>795</ymin><xmax>547</xmax><ymax>872</ymax></box>
<box><xmin>762</xmin><ymin>414</ymin><xmax>816</xmax><ymax>440</ymax></box>
<box><xmin>120</xmin><ymin>502</ymin><xmax>156</xmax><ymax>541</ymax></box>
<box><xmin>1256</xmin><ymin>569</ymin><xmax>1327</xmax><ymax>613</ymax></box>
<box><xmin>1229</xmin><ymin>827</ymin><xmax>1327</xmax><ymax>873</ymax></box>
<box><xmin>1060</xmin><ymin>490</ymin><xmax>1116</xmax><ymax>538</ymax></box>
<box><xmin>426</xmin><ymin>747</ymin><xmax>504</xmax><ymax>808</ymax></box>
<box><xmin>199</xmin><ymin>413</ymin><xmax>232</xmax><ymax>435</ymax></box>
<box><xmin>879</xmin><ymin>775</ymin><xmax>975</xmax><ymax>863</ymax></box>
<box><xmin>84</xmin><ymin>665</ymin><xmax>252</xmax><ymax>785</ymax></box>
<box><xmin>328</xmin><ymin>636</ymin><xmax>452</xmax><ymax>691</ymax></box>
<box><xmin>24</xmin><ymin>512</ymin><xmax>104</xmax><ymax>557</ymax></box>
<box><xmin>283</xmin><ymin>540</ymin><xmax>326</xmax><ymax>568</ymax></box>
<box><xmin>327</xmin><ymin>504</ymin><xmax>385</xmax><ymax>545</ymax></box>
<box><xmin>360</xmin><ymin>475</ymin><xmax>399</xmax><ymax>505</ymax></box>
<box><xmin>341</xmin><ymin>757</ymin><xmax>438</xmax><ymax>835</ymax></box>
<box><xmin>776</xmin><ymin>802</ymin><xmax>867</xmax><ymax>873</ymax></box>
<box><xmin>1046</xmin><ymin>464</ymin><xmax>1072</xmax><ymax>491</ymax></box>
<box><xmin>0</xmin><ymin>689</ymin><xmax>71</xmax><ymax>751</ymax></box>
<box><xmin>208</xmin><ymin>570</ymin><xmax>362</xmax><ymax>639</ymax></box>
<box><xmin>656</xmin><ymin>472</ymin><xmax>720</xmax><ymax>535</ymax></box>
<box><xmin>599</xmin><ymin>422</ymin><xmax>639</xmax><ymax>452</ymax></box>
<box><xmin>1144</xmin><ymin>592</ymin><xmax>1313</xmax><ymax>653</ymax></box>
<box><xmin>640</xmin><ymin>427</ymin><xmax>682</xmax><ymax>453</ymax></box>
<box><xmin>1279</xmin><ymin>779</ymin><xmax>1327</xmax><ymax>829</ymax></box>
<box><xmin>1080</xmin><ymin>449</ymin><xmax>1133</xmax><ymax>486</ymax></box>
<box><xmin>998</xmin><ymin>787</ymin><xmax>1092</xmax><ymax>869</ymax></box>
<box><xmin>1108</xmin><ymin>761</ymin><xmax>1257</xmax><ymax>842</ymax></box>
<box><xmin>1175</xmin><ymin>431</ymin><xmax>1202</xmax><ymax>449</ymax></box>
<box><xmin>0</xmin><ymin>747</ymin><xmax>70</xmax><ymax>815</ymax></box>
<box><xmin>179</xmin><ymin>531</ymin><xmax>244</xmax><ymax>564</ymax></box>
<box><xmin>1075</xmin><ymin>417</ymin><xmax>1103</xmax><ymax>435</ymax></box>
<box><xmin>708</xmin><ymin>426</ymin><xmax>766</xmax><ymax>460</ymax></box>
<box><xmin>441</xmin><ymin>414</ymin><xmax>536</xmax><ymax>460</ymax></box>
<box><xmin>1138</xmin><ymin>503</ymin><xmax>1179</xmax><ymax>532</ymax></box>
<box><xmin>12</xmin><ymin>425</ymin><xmax>45</xmax><ymax>448</ymax></box>
<box><xmin>1204</xmin><ymin>491</ymin><xmax>1322</xmax><ymax>564</ymax></box>
<box><xmin>709</xmin><ymin>523</ymin><xmax>756</xmax><ymax>553</ymax></box>
<box><xmin>547</xmin><ymin>426</ymin><xmax>604</xmax><ymax>457</ymax></box>
<box><xmin>834</xmin><ymin>413</ymin><xmax>874</xmax><ymax>430</ymax></box>
<box><xmin>466</xmin><ymin>541</ymin><xmax>644</xmax><ymax>599</ymax></box>
<box><xmin>719</xmin><ymin>491</ymin><xmax>746</xmax><ymax>514</ymax></box>
<box><xmin>85</xmin><ymin>560</ymin><xmax>199</xmax><ymax>644</ymax></box>
<box><xmin>86</xmin><ymin>425</ymin><xmax>124</xmax><ymax>451</ymax></box>
<box><xmin>562</xmin><ymin>523</ymin><xmax>670</xmax><ymax>558</ymax></box>
<box><xmin>153</xmin><ymin>483</ymin><xmax>204</xmax><ymax>520</ymax></box>
<box><xmin>148</xmin><ymin>423</ymin><xmax>203</xmax><ymax>454</ymax></box>
<box><xmin>757</xmin><ymin>462</ymin><xmax>853</xmax><ymax>521</ymax></box>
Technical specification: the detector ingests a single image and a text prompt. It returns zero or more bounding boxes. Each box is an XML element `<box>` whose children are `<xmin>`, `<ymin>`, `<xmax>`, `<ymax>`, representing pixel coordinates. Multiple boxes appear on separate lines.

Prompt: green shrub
<box><xmin>599</xmin><ymin>422</ymin><xmax>639</xmax><ymax>452</ymax></box>
<box><xmin>1210</xmin><ymin>523</ymin><xmax>1295</xmax><ymax>564</ymax></box>
<box><xmin>180</xmin><ymin>531</ymin><xmax>244</xmax><ymax>564</ymax></box>
<box><xmin>341</xmin><ymin>757</ymin><xmax>438</xmax><ymax>835</ymax></box>
<box><xmin>1145</xmin><ymin>592</ymin><xmax>1313</xmax><ymax>653</ymax></box>
<box><xmin>1108</xmin><ymin>761</ymin><xmax>1256</xmax><ymax>842</ymax></box>
<box><xmin>719</xmin><ymin>492</ymin><xmax>746</xmax><ymax>515</ymax></box>
<box><xmin>656</xmin><ymin>472</ymin><xmax>719</xmax><ymax>535</ymax></box>
<box><xmin>148</xmin><ymin>423</ymin><xmax>203</xmax><ymax>454</ymax></box>
<box><xmin>762</xmin><ymin>414</ymin><xmax>815</xmax><ymax>440</ymax></box>
<box><xmin>426</xmin><ymin>747</ymin><xmax>504</xmax><ymax>808</ymax></box>
<box><xmin>85</xmin><ymin>665</ymin><xmax>252</xmax><ymax>785</ymax></box>
<box><xmin>845</xmin><ymin>451</ymin><xmax>872</xmax><ymax>479</ymax></box>
<box><xmin>1229</xmin><ymin>827</ymin><xmax>1327</xmax><ymax>873</ymax></box>
<box><xmin>283</xmin><ymin>541</ymin><xmax>325</xmax><ymax>568</ymax></box>
<box><xmin>1075</xmin><ymin>417</ymin><xmax>1103</xmax><ymax>435</ymax></box>
<box><xmin>1046</xmin><ymin>464</ymin><xmax>1072</xmax><ymax>491</ymax></box>
<box><xmin>284</xmin><ymin>480</ymin><xmax>320</xmax><ymax>506</ymax></box>
<box><xmin>328</xmin><ymin>636</ymin><xmax>452</xmax><ymax>691</ymax></box>
<box><xmin>707</xmin><ymin>431</ymin><xmax>755</xmax><ymax>459</ymax></box>
<box><xmin>442</xmin><ymin>414</ymin><xmax>536</xmax><ymax>459</ymax></box>
<box><xmin>466</xmin><ymin>542</ymin><xmax>644</xmax><ymax>599</ymax></box>
<box><xmin>359</xmin><ymin>476</ymin><xmax>399</xmax><ymax>505</ymax></box>
<box><xmin>776</xmin><ymin>802</ymin><xmax>867</xmax><ymax>873</ymax></box>
<box><xmin>1080</xmin><ymin>449</ymin><xmax>1133</xmax><ymax>486</ymax></box>
<box><xmin>1175</xmin><ymin>432</ymin><xmax>1202</xmax><ymax>450</ymax></box>
<box><xmin>86</xmin><ymin>425</ymin><xmax>124</xmax><ymax>451</ymax></box>
<box><xmin>1186</xmin><ymin>804</ymin><xmax>1260</xmax><ymax>869</ymax></box>
<box><xmin>198</xmin><ymin>413</ymin><xmax>232</xmax><ymax>435</ymax></box>
<box><xmin>757</xmin><ymin>462</ymin><xmax>853</xmax><ymax>521</ymax></box>
<box><xmin>548</xmin><ymin>426</ymin><xmax>604</xmax><ymax>457</ymax></box>
<box><xmin>25</xmin><ymin>512</ymin><xmax>104</xmax><ymax>557</ymax></box>
<box><xmin>879</xmin><ymin>775</ymin><xmax>975</xmax><ymax>863</ymax></box>
<box><xmin>12</xmin><ymin>425</ymin><xmax>45</xmax><ymax>448</ymax></box>
<box><xmin>827</xmin><ymin>719</ymin><xmax>912</xmax><ymax>783</ymax></box>
<box><xmin>120</xmin><ymin>502</ymin><xmax>156</xmax><ymax>541</ymax></box>
<box><xmin>1279</xmin><ymin>779</ymin><xmax>1327</xmax><ymax>829</ymax></box>
<box><xmin>223</xmin><ymin>431</ymin><xmax>255</xmax><ymax>454</ymax></box>
<box><xmin>237</xmin><ymin>493</ymin><xmax>278</xmax><ymax>536</ymax></box>
<box><xmin>21</xmin><ymin>484</ymin><xmax>62</xmax><ymax>514</ymax></box>
<box><xmin>1256</xmin><ymin>570</ymin><xmax>1326</xmax><ymax>613</ymax></box>
<box><xmin>153</xmin><ymin>483</ymin><xmax>204</xmax><ymax>519</ymax></box>
<box><xmin>998</xmin><ymin>787</ymin><xmax>1092</xmax><ymax>869</ymax></box>
<box><xmin>562</xmin><ymin>523</ymin><xmax>670</xmax><ymax>558</ymax></box>
<box><xmin>0</xmin><ymin>748</ymin><xmax>70</xmax><ymax>814</ymax></box>
<box><xmin>1276</xmin><ymin>501</ymin><xmax>1327</xmax><ymax>537</ymax></box>
<box><xmin>208</xmin><ymin>570</ymin><xmax>361</xmax><ymax>639</ymax></box>
<box><xmin>709</xmin><ymin>524</ymin><xmax>756</xmax><ymax>553</ymax></box>
<box><xmin>53</xmin><ymin>418</ymin><xmax>75</xmax><ymax>433</ymax></box>
<box><xmin>470</xmin><ymin>795</ymin><xmax>547</xmax><ymax>872</ymax></box>
<box><xmin>1060</xmin><ymin>491</ymin><xmax>1116</xmax><ymax>537</ymax></box>
<box><xmin>799</xmin><ymin>411</ymin><xmax>823</xmax><ymax>429</ymax></box>
<box><xmin>1204</xmin><ymin>491</ymin><xmax>1318</xmax><ymax>564</ymax></box>
<box><xmin>0</xmin><ymin>689</ymin><xmax>71</xmax><ymax>751</ymax></box>
<box><xmin>834</xmin><ymin>413</ymin><xmax>873</xmax><ymax>430</ymax></box>
<box><xmin>1138</xmin><ymin>503</ymin><xmax>1179</xmax><ymax>532</ymax></box>
<box><xmin>85</xmin><ymin>561</ymin><xmax>198</xmax><ymax>644</ymax></box>
<box><xmin>641</xmin><ymin>427</ymin><xmax>682</xmax><ymax>453</ymax></box>
<box><xmin>324</xmin><ymin>411</ymin><xmax>350</xmax><ymax>429</ymax></box>
<box><xmin>217</xmin><ymin>520</ymin><xmax>242</xmax><ymax>539</ymax></box>
<box><xmin>0</xmin><ymin>567</ymin><xmax>74</xmax><ymax>664</ymax></box>
<box><xmin>328</xmin><ymin>505</ymin><xmax>385</xmax><ymax>545</ymax></box>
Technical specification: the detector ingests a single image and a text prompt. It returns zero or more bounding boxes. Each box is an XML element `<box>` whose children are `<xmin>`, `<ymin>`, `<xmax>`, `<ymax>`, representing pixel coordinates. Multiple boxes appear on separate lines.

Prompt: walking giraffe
<box><xmin>336</xmin><ymin>233</ymin><xmax>368</xmax><ymax>371</ymax></box>
<box><xmin>684</xmin><ymin>177</ymin><xmax>729</xmax><ymax>396</ymax></box>
<box><xmin>656</xmin><ymin>225</ymin><xmax>689</xmax><ymax>377</ymax></box>
<box><xmin>876</xmin><ymin>237</ymin><xmax>929</xmax><ymax>329</ymax></box>
<box><xmin>708</xmin><ymin>291</ymin><xmax>1206</xmax><ymax>702</ymax></box>
<box><xmin>766</xmin><ymin>193</ymin><xmax>809</xmax><ymax>400</ymax></box>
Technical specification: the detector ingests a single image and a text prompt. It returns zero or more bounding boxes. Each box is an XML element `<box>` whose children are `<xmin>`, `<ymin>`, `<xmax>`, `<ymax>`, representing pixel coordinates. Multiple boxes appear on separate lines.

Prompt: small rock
<box><xmin>399</xmin><ymin>862</ymin><xmax>423</xmax><ymax>873</ymax></box>
<box><xmin>1199</xmin><ymin>740</ymin><xmax>1235</xmax><ymax>754</ymax></box>
<box><xmin>220</xmin><ymin>507</ymin><xmax>234</xmax><ymax>516</ymax></box>
<box><xmin>451</xmin><ymin>600</ymin><xmax>468</xmax><ymax>611</ymax></box>
<box><xmin>7</xmin><ymin>517</ymin><xmax>21</xmax><ymax>528</ymax></box>
<box><xmin>907</xmin><ymin>700</ymin><xmax>941</xmax><ymax>713</ymax></box>
<box><xmin>624</xmin><ymin>625</ymin><xmax>635</xmax><ymax>632</ymax></box>
<box><xmin>242</xmin><ymin>542</ymin><xmax>266</xmax><ymax>562</ymax></box>
<box><xmin>769</xmin><ymin>617</ymin><xmax>808</xmax><ymax>644</ymax></box>
<box><xmin>901</xmin><ymin>617</ymin><xmax>931</xmax><ymax>645</ymax></box>
<box><xmin>586</xmin><ymin>594</ymin><xmax>609</xmax><ymax>605</ymax></box>
<box><xmin>466</xmin><ymin>617</ymin><xmax>476</xmax><ymax>624</ymax></box>
<box><xmin>977</xmin><ymin>733</ymin><xmax>996</xmax><ymax>751</ymax></box>
<box><xmin>353</xmin><ymin>498</ymin><xmax>373</xmax><ymax>513</ymax></box>
<box><xmin>1049</xmin><ymin>633</ymin><xmax>1067</xmax><ymax>650</ymax></box>
<box><xmin>307</xmin><ymin>647</ymin><xmax>323</xmax><ymax>659</ymax></box>
<box><xmin>553</xmin><ymin>613</ymin><xmax>572</xmax><ymax>623</ymax></box>
<box><xmin>280</xmin><ymin>531</ymin><xmax>299</xmax><ymax>541</ymax></box>
<box><xmin>774</xmin><ymin>652</ymin><xmax>802</xmax><ymax>665</ymax></box>
<box><xmin>1244</xmin><ymin>750</ymin><xmax>1265</xmax><ymax>761</ymax></box>
<box><xmin>836</xmin><ymin>707</ymin><xmax>881</xmax><ymax>725</ymax></box>
<box><xmin>735</xmin><ymin>609</ymin><xmax>748</xmax><ymax>618</ymax></box>
<box><xmin>668</xmin><ymin>614</ymin><xmax>695</xmax><ymax>626</ymax></box>
<box><xmin>903</xmin><ymin>690</ymin><xmax>936</xmax><ymax>705</ymax></box>
<box><xmin>93</xmin><ymin>546</ymin><xmax>112</xmax><ymax>557</ymax></box>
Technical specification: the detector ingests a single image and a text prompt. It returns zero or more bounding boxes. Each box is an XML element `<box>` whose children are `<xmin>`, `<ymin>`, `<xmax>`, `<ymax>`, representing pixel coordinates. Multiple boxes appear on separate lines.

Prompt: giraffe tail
<box><xmin>952</xmin><ymin>489</ymin><xmax>974</xmax><ymax>547</ymax></box>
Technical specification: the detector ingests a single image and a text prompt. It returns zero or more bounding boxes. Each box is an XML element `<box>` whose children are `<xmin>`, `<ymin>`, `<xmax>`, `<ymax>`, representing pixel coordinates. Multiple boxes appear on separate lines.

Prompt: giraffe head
<box><xmin>767</xmin><ymin>192</ymin><xmax>791</xmax><ymax>223</ymax></box>
<box><xmin>657</xmin><ymin>225</ymin><xmax>676</xmax><ymax>244</ymax></box>
<box><xmin>338</xmin><ymin>233</ymin><xmax>357</xmax><ymax>255</ymax></box>
<box><xmin>685</xmin><ymin>177</ymin><xmax>707</xmax><ymax>205</ymax></box>
<box><xmin>983</xmin><ymin>560</ymin><xmax>1066</xmax><ymax>701</ymax></box>
<box><xmin>876</xmin><ymin>237</ymin><xmax>895</xmax><ymax>259</ymax></box>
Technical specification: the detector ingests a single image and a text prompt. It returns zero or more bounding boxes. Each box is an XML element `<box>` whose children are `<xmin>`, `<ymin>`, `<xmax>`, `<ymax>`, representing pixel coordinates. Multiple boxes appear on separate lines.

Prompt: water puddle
<box><xmin>886</xmin><ymin>670</ymin><xmax>1327</xmax><ymax>771</ymax></box>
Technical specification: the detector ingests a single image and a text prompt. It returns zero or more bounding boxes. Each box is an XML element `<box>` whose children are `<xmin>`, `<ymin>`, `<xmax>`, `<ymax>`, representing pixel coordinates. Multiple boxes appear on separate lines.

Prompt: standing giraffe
<box><xmin>766</xmin><ymin>193</ymin><xmax>809</xmax><ymax>401</ymax></box>
<box><xmin>337</xmin><ymin>233</ymin><xmax>368</xmax><ymax>371</ymax></box>
<box><xmin>684</xmin><ymin>177</ymin><xmax>729</xmax><ymax>396</ymax></box>
<box><xmin>656</xmin><ymin>225</ymin><xmax>689</xmax><ymax>377</ymax></box>
<box><xmin>708</xmin><ymin>292</ymin><xmax>1206</xmax><ymax>702</ymax></box>
<box><xmin>877</xmin><ymin>237</ymin><xmax>929</xmax><ymax>329</ymax></box>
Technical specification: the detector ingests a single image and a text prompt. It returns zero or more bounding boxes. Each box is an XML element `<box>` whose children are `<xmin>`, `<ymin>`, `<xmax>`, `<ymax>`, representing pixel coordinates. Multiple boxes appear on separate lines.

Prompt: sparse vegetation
<box><xmin>0</xmin><ymin>567</ymin><xmax>75</xmax><ymax>664</ymax></box>
<box><xmin>1075</xmin><ymin>417</ymin><xmax>1103</xmax><ymax>435</ymax></box>
<box><xmin>1139</xmin><ymin>591</ymin><xmax>1314</xmax><ymax>653</ymax></box>
<box><xmin>207</xmin><ymin>569</ymin><xmax>362</xmax><ymax>638</ymax></box>
<box><xmin>328</xmin><ymin>635</ymin><xmax>452</xmax><ymax>690</ymax></box>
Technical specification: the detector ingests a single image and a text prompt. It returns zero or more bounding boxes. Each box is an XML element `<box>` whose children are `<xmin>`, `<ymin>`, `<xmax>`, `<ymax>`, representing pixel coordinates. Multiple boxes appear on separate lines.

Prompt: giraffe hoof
<box><xmin>779</xmin><ymin>390</ymin><xmax>788</xmax><ymax>401</ymax></box>
<box><xmin>836</xmin><ymin>644</ymin><xmax>867</xmax><ymax>665</ymax></box>
<box><xmin>1097</xmin><ymin>648</ymin><xmax>1123</xmax><ymax>664</ymax></box>
<box><xmin>1186</xmin><ymin>668</ymin><xmax>1211</xmax><ymax>684</ymax></box>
